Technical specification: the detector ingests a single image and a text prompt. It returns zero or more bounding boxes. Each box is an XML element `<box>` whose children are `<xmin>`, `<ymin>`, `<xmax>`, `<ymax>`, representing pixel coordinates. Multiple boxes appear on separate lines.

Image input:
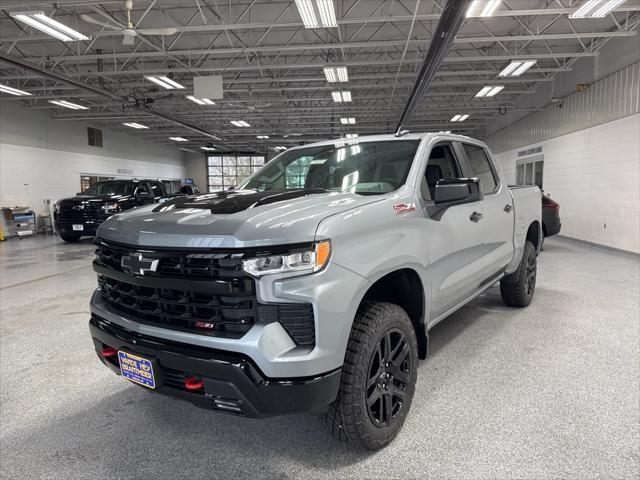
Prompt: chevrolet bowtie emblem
<box><xmin>121</xmin><ymin>253</ymin><xmax>159</xmax><ymax>275</ymax></box>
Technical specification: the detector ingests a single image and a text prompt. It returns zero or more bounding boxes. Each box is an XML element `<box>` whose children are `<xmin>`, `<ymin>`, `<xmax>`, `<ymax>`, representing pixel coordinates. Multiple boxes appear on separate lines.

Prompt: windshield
<box><xmin>82</xmin><ymin>181</ymin><xmax>134</xmax><ymax>196</ymax></box>
<box><xmin>241</xmin><ymin>140</ymin><xmax>420</xmax><ymax>195</ymax></box>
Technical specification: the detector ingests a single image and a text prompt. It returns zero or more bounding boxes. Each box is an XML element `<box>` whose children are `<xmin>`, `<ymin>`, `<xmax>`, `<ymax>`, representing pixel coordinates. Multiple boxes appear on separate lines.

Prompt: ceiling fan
<box><xmin>80</xmin><ymin>0</ymin><xmax>177</xmax><ymax>45</ymax></box>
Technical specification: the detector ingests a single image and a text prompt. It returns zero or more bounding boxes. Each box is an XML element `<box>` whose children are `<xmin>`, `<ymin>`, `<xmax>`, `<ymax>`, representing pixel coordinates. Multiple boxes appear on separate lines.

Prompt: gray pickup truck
<box><xmin>89</xmin><ymin>133</ymin><xmax>541</xmax><ymax>449</ymax></box>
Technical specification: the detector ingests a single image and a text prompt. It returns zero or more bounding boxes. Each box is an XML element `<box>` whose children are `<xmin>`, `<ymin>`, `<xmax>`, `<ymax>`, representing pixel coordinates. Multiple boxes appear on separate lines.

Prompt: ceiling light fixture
<box><xmin>0</xmin><ymin>84</ymin><xmax>32</xmax><ymax>96</ymax></box>
<box><xmin>499</xmin><ymin>60</ymin><xmax>537</xmax><ymax>77</ymax></box>
<box><xmin>257</xmin><ymin>135</ymin><xmax>269</xmax><ymax>139</ymax></box>
<box><xmin>569</xmin><ymin>0</ymin><xmax>625</xmax><ymax>18</ymax></box>
<box><xmin>145</xmin><ymin>75</ymin><xmax>184</xmax><ymax>90</ymax></box>
<box><xmin>331</xmin><ymin>91</ymin><xmax>352</xmax><ymax>103</ymax></box>
<box><xmin>340</xmin><ymin>117</ymin><xmax>356</xmax><ymax>124</ymax></box>
<box><xmin>274</xmin><ymin>146</ymin><xmax>288</xmax><ymax>151</ymax></box>
<box><xmin>48</xmin><ymin>100</ymin><xmax>89</xmax><ymax>110</ymax></box>
<box><xmin>295</xmin><ymin>0</ymin><xmax>337</xmax><ymax>28</ymax></box>
<box><xmin>450</xmin><ymin>114</ymin><xmax>469</xmax><ymax>122</ymax></box>
<box><xmin>201</xmin><ymin>146</ymin><xmax>216</xmax><ymax>151</ymax></box>
<box><xmin>230</xmin><ymin>120</ymin><xmax>251</xmax><ymax>127</ymax></box>
<box><xmin>123</xmin><ymin>122</ymin><xmax>149</xmax><ymax>129</ymax></box>
<box><xmin>186</xmin><ymin>95</ymin><xmax>215</xmax><ymax>105</ymax></box>
<box><xmin>324</xmin><ymin>66</ymin><xmax>349</xmax><ymax>83</ymax></box>
<box><xmin>345</xmin><ymin>133</ymin><xmax>358</xmax><ymax>138</ymax></box>
<box><xmin>475</xmin><ymin>85</ymin><xmax>504</xmax><ymax>97</ymax></box>
<box><xmin>10</xmin><ymin>11</ymin><xmax>89</xmax><ymax>41</ymax></box>
<box><xmin>466</xmin><ymin>0</ymin><xmax>501</xmax><ymax>17</ymax></box>
<box><xmin>438</xmin><ymin>131</ymin><xmax>452</xmax><ymax>134</ymax></box>
<box><xmin>169</xmin><ymin>137</ymin><xmax>188</xmax><ymax>142</ymax></box>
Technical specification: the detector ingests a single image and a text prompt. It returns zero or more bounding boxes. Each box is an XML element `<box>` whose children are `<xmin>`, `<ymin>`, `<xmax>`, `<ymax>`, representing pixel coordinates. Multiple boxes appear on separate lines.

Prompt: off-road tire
<box><xmin>60</xmin><ymin>233</ymin><xmax>81</xmax><ymax>243</ymax></box>
<box><xmin>500</xmin><ymin>240</ymin><xmax>537</xmax><ymax>307</ymax></box>
<box><xmin>324</xmin><ymin>301</ymin><xmax>418</xmax><ymax>450</ymax></box>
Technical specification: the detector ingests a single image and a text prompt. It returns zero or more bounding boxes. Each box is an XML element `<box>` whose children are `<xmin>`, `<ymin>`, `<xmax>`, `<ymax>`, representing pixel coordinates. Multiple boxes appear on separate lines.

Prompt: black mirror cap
<box><xmin>433</xmin><ymin>178</ymin><xmax>482</xmax><ymax>206</ymax></box>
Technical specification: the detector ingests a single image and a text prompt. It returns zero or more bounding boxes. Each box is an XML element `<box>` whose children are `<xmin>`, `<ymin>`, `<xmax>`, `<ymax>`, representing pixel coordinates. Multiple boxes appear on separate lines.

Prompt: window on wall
<box><xmin>208</xmin><ymin>155</ymin><xmax>265</xmax><ymax>192</ymax></box>
<box><xmin>516</xmin><ymin>154</ymin><xmax>544</xmax><ymax>190</ymax></box>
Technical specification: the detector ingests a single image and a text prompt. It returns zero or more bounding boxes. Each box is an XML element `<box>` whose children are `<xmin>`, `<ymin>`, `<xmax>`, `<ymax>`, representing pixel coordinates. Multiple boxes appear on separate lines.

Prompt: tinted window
<box><xmin>422</xmin><ymin>144</ymin><xmax>460</xmax><ymax>200</ymax></box>
<box><xmin>242</xmin><ymin>141</ymin><xmax>420</xmax><ymax>195</ymax></box>
<box><xmin>82</xmin><ymin>181</ymin><xmax>133</xmax><ymax>196</ymax></box>
<box><xmin>462</xmin><ymin>144</ymin><xmax>497</xmax><ymax>193</ymax></box>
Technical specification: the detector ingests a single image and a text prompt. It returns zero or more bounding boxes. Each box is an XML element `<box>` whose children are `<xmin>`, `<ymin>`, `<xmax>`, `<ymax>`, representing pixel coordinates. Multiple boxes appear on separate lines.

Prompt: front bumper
<box><xmin>56</xmin><ymin>220</ymin><xmax>101</xmax><ymax>236</ymax></box>
<box><xmin>90</xmin><ymin>315</ymin><xmax>341</xmax><ymax>417</ymax></box>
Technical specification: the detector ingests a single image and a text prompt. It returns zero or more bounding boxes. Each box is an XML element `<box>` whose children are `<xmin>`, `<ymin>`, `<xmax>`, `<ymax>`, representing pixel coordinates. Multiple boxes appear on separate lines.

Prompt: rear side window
<box><xmin>462</xmin><ymin>144</ymin><xmax>497</xmax><ymax>193</ymax></box>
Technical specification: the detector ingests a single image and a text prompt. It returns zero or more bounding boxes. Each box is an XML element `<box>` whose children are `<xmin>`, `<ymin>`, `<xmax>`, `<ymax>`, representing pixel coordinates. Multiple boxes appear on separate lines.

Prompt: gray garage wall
<box><xmin>486</xmin><ymin>64</ymin><xmax>640</xmax><ymax>254</ymax></box>
<box><xmin>0</xmin><ymin>102</ymin><xmax>187</xmax><ymax>213</ymax></box>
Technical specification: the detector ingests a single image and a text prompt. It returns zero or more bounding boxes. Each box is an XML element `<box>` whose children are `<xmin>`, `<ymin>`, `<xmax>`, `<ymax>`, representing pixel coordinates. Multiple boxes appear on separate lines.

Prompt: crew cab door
<box><xmin>417</xmin><ymin>141</ymin><xmax>488</xmax><ymax>320</ymax></box>
<box><xmin>456</xmin><ymin>142</ymin><xmax>515</xmax><ymax>275</ymax></box>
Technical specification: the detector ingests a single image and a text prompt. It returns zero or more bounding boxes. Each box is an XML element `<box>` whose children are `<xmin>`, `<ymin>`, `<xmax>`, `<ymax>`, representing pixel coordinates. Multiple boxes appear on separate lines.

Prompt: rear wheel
<box><xmin>60</xmin><ymin>233</ymin><xmax>81</xmax><ymax>243</ymax></box>
<box><xmin>500</xmin><ymin>240</ymin><xmax>537</xmax><ymax>307</ymax></box>
<box><xmin>324</xmin><ymin>301</ymin><xmax>418</xmax><ymax>450</ymax></box>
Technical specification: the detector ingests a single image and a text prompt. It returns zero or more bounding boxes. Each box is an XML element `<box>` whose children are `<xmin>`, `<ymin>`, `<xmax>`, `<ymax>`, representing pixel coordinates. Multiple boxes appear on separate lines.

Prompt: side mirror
<box><xmin>427</xmin><ymin>178</ymin><xmax>482</xmax><ymax>220</ymax></box>
<box><xmin>433</xmin><ymin>178</ymin><xmax>482</xmax><ymax>206</ymax></box>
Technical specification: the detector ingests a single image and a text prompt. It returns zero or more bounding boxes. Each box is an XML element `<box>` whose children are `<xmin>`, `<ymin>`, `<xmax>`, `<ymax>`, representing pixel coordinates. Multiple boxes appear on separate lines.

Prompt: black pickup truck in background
<box><xmin>54</xmin><ymin>179</ymin><xmax>167</xmax><ymax>242</ymax></box>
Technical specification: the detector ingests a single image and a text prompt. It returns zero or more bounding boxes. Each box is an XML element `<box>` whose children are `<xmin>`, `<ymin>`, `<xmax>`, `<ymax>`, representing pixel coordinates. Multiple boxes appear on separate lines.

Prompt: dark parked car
<box><xmin>54</xmin><ymin>179</ymin><xmax>167</xmax><ymax>242</ymax></box>
<box><xmin>542</xmin><ymin>194</ymin><xmax>561</xmax><ymax>238</ymax></box>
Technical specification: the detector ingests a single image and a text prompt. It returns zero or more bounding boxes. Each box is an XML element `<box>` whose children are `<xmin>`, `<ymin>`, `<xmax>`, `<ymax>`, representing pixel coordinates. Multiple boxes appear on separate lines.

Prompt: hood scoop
<box><xmin>154</xmin><ymin>189</ymin><xmax>327</xmax><ymax>215</ymax></box>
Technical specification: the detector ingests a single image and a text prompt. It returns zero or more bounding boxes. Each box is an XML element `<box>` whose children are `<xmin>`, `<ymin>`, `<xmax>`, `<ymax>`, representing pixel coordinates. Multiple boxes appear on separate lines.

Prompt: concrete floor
<box><xmin>0</xmin><ymin>235</ymin><xmax>638</xmax><ymax>479</ymax></box>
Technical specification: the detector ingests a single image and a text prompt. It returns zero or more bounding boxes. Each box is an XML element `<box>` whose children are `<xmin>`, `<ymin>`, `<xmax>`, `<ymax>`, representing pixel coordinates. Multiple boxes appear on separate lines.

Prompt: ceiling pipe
<box><xmin>395</xmin><ymin>0</ymin><xmax>472</xmax><ymax>135</ymax></box>
<box><xmin>0</xmin><ymin>50</ymin><xmax>223</xmax><ymax>142</ymax></box>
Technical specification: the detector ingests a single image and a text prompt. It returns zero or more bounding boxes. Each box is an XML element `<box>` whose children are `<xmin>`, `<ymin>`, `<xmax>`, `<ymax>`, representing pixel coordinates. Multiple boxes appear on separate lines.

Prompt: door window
<box><xmin>422</xmin><ymin>143</ymin><xmax>461</xmax><ymax>200</ymax></box>
<box><xmin>461</xmin><ymin>144</ymin><xmax>498</xmax><ymax>194</ymax></box>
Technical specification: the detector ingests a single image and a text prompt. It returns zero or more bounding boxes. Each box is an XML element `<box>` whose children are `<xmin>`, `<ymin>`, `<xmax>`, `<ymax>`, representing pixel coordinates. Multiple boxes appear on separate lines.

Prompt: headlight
<box><xmin>242</xmin><ymin>240</ymin><xmax>331</xmax><ymax>277</ymax></box>
<box><xmin>102</xmin><ymin>202</ymin><xmax>120</xmax><ymax>213</ymax></box>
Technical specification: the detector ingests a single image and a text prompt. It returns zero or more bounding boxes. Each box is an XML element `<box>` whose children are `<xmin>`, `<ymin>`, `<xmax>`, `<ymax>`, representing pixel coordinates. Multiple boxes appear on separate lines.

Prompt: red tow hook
<box><xmin>184</xmin><ymin>377</ymin><xmax>204</xmax><ymax>391</ymax></box>
<box><xmin>100</xmin><ymin>346</ymin><xmax>118</xmax><ymax>358</ymax></box>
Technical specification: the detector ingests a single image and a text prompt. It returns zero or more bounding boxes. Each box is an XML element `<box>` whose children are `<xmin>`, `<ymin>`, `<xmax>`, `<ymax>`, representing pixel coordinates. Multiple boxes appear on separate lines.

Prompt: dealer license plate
<box><xmin>72</xmin><ymin>224</ymin><xmax>83</xmax><ymax>231</ymax></box>
<box><xmin>118</xmin><ymin>351</ymin><xmax>156</xmax><ymax>389</ymax></box>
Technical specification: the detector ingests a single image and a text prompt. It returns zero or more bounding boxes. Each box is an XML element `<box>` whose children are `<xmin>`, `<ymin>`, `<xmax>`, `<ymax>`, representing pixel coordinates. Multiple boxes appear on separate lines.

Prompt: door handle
<box><xmin>504</xmin><ymin>204</ymin><xmax>513</xmax><ymax>213</ymax></box>
<box><xmin>469</xmin><ymin>211</ymin><xmax>483</xmax><ymax>223</ymax></box>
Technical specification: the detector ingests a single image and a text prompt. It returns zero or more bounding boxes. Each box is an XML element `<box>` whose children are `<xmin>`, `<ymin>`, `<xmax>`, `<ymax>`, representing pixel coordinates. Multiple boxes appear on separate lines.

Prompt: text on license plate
<box><xmin>72</xmin><ymin>224</ymin><xmax>83</xmax><ymax>231</ymax></box>
<box><xmin>118</xmin><ymin>351</ymin><xmax>155</xmax><ymax>389</ymax></box>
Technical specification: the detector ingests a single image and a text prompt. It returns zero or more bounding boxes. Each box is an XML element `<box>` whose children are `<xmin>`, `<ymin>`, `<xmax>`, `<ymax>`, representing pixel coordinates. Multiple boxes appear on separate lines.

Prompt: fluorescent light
<box><xmin>438</xmin><ymin>131</ymin><xmax>452</xmax><ymax>134</ymax></box>
<box><xmin>230</xmin><ymin>120</ymin><xmax>250</xmax><ymax>127</ymax></box>
<box><xmin>340</xmin><ymin>117</ymin><xmax>356</xmax><ymax>124</ymax></box>
<box><xmin>275</xmin><ymin>146</ymin><xmax>287</xmax><ymax>151</ymax></box>
<box><xmin>568</xmin><ymin>0</ymin><xmax>624</xmax><ymax>18</ymax></box>
<box><xmin>466</xmin><ymin>0</ymin><xmax>501</xmax><ymax>17</ymax></box>
<box><xmin>475</xmin><ymin>86</ymin><xmax>493</xmax><ymax>98</ymax></box>
<box><xmin>48</xmin><ymin>100</ymin><xmax>89</xmax><ymax>110</ymax></box>
<box><xmin>499</xmin><ymin>60</ymin><xmax>536</xmax><ymax>77</ymax></box>
<box><xmin>146</xmin><ymin>75</ymin><xmax>184</xmax><ymax>90</ymax></box>
<box><xmin>345</xmin><ymin>133</ymin><xmax>358</xmax><ymax>138</ymax></box>
<box><xmin>459</xmin><ymin>114</ymin><xmax>470</xmax><ymax>121</ymax></box>
<box><xmin>476</xmin><ymin>85</ymin><xmax>504</xmax><ymax>97</ymax></box>
<box><xmin>11</xmin><ymin>12</ymin><xmax>89</xmax><ymax>41</ymax></box>
<box><xmin>0</xmin><ymin>84</ymin><xmax>31</xmax><ymax>96</ymax></box>
<box><xmin>324</xmin><ymin>66</ymin><xmax>348</xmax><ymax>82</ymax></box>
<box><xmin>257</xmin><ymin>135</ymin><xmax>269</xmax><ymax>139</ymax></box>
<box><xmin>592</xmin><ymin>0</ymin><xmax>626</xmax><ymax>18</ymax></box>
<box><xmin>450</xmin><ymin>114</ymin><xmax>461</xmax><ymax>122</ymax></box>
<box><xmin>169</xmin><ymin>137</ymin><xmax>188</xmax><ymax>142</ymax></box>
<box><xmin>123</xmin><ymin>122</ymin><xmax>149</xmax><ymax>129</ymax></box>
<box><xmin>512</xmin><ymin>60</ymin><xmax>537</xmax><ymax>76</ymax></box>
<box><xmin>186</xmin><ymin>95</ymin><xmax>215</xmax><ymax>105</ymax></box>
<box><xmin>201</xmin><ymin>146</ymin><xmax>216</xmax><ymax>151</ymax></box>
<box><xmin>331</xmin><ymin>90</ymin><xmax>352</xmax><ymax>103</ymax></box>
<box><xmin>295</xmin><ymin>0</ymin><xmax>318</xmax><ymax>28</ymax></box>
<box><xmin>317</xmin><ymin>0</ymin><xmax>338</xmax><ymax>27</ymax></box>
<box><xmin>295</xmin><ymin>0</ymin><xmax>337</xmax><ymax>28</ymax></box>
<box><xmin>450</xmin><ymin>114</ymin><xmax>469</xmax><ymax>122</ymax></box>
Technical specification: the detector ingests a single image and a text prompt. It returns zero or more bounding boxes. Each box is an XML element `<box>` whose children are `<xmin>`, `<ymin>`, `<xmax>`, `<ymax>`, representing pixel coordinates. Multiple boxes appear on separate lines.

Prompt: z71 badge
<box><xmin>393</xmin><ymin>203</ymin><xmax>416</xmax><ymax>215</ymax></box>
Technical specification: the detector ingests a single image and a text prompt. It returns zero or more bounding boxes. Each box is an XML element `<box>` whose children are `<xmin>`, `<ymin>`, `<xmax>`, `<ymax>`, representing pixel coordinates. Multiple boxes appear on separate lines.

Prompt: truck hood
<box><xmin>97</xmin><ymin>189</ymin><xmax>385</xmax><ymax>248</ymax></box>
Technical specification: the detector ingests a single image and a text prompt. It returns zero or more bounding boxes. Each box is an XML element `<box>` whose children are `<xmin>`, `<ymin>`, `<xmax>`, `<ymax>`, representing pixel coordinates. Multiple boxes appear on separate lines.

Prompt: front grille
<box><xmin>58</xmin><ymin>200</ymin><xmax>107</xmax><ymax>223</ymax></box>
<box><xmin>95</xmin><ymin>240</ymin><xmax>316</xmax><ymax>346</ymax></box>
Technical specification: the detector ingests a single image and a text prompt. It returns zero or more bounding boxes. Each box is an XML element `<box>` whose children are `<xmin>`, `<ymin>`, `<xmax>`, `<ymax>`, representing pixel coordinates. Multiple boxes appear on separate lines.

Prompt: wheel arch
<box><xmin>526</xmin><ymin>220</ymin><xmax>542</xmax><ymax>253</ymax></box>
<box><xmin>359</xmin><ymin>268</ymin><xmax>428</xmax><ymax>359</ymax></box>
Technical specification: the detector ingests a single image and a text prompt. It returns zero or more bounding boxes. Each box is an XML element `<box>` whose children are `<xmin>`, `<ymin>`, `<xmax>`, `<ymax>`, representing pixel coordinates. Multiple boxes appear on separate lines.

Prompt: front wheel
<box><xmin>324</xmin><ymin>301</ymin><xmax>418</xmax><ymax>450</ymax></box>
<box><xmin>500</xmin><ymin>240</ymin><xmax>537</xmax><ymax>307</ymax></box>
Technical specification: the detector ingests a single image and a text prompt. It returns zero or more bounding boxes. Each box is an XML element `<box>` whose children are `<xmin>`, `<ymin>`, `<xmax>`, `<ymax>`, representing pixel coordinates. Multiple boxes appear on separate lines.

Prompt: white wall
<box><xmin>493</xmin><ymin>114</ymin><xmax>640</xmax><ymax>253</ymax></box>
<box><xmin>0</xmin><ymin>102</ymin><xmax>187</xmax><ymax>213</ymax></box>
<box><xmin>184</xmin><ymin>151</ymin><xmax>208</xmax><ymax>192</ymax></box>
